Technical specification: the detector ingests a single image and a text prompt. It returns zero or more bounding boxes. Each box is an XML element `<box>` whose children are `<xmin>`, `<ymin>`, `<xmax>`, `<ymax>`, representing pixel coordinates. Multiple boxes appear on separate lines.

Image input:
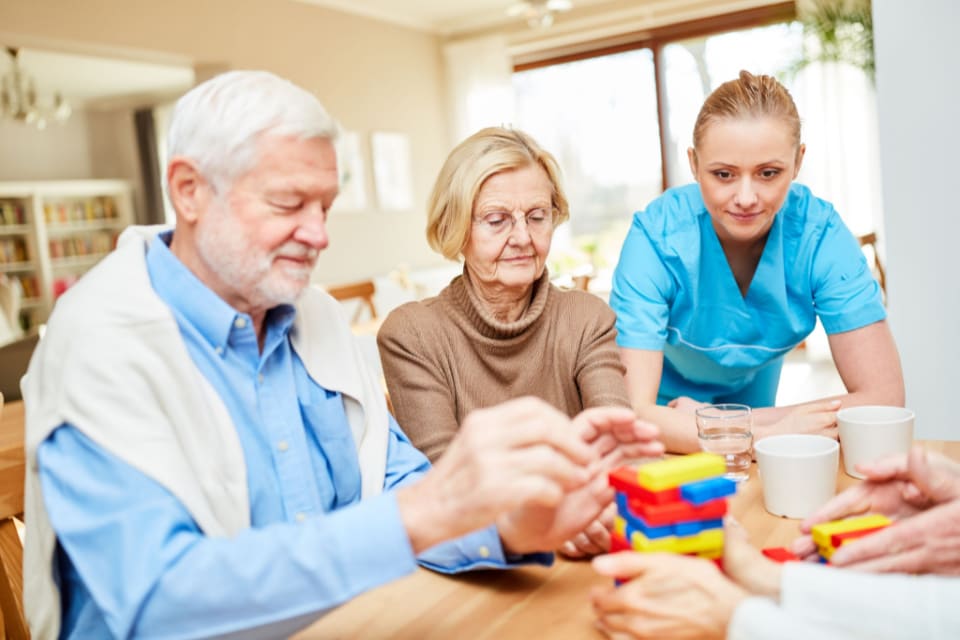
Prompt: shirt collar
<box><xmin>145</xmin><ymin>231</ymin><xmax>296</xmax><ymax>352</ymax></box>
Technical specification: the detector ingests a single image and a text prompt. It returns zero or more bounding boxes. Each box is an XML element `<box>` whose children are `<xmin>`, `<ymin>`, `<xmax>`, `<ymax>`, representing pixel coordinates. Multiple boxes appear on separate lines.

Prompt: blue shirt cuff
<box><xmin>418</xmin><ymin>525</ymin><xmax>554</xmax><ymax>574</ymax></box>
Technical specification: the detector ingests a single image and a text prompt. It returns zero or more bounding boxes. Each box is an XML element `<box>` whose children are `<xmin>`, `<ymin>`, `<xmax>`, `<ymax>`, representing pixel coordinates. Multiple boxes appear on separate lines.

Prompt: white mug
<box><xmin>754</xmin><ymin>434</ymin><xmax>839</xmax><ymax>519</ymax></box>
<box><xmin>838</xmin><ymin>406</ymin><xmax>914</xmax><ymax>479</ymax></box>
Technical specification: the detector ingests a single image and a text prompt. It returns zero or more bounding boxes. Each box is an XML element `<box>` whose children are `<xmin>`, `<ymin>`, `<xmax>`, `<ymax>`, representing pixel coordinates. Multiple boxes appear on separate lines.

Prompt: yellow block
<box><xmin>613</xmin><ymin>515</ymin><xmax>627</xmax><ymax>538</ymax></box>
<box><xmin>631</xmin><ymin>528</ymin><xmax>724</xmax><ymax>554</ymax></box>
<box><xmin>818</xmin><ymin>544</ymin><xmax>835</xmax><ymax>560</ymax></box>
<box><xmin>811</xmin><ymin>514</ymin><xmax>891</xmax><ymax>548</ymax></box>
<box><xmin>637</xmin><ymin>452</ymin><xmax>726</xmax><ymax>490</ymax></box>
<box><xmin>697</xmin><ymin>548</ymin><xmax>723</xmax><ymax>559</ymax></box>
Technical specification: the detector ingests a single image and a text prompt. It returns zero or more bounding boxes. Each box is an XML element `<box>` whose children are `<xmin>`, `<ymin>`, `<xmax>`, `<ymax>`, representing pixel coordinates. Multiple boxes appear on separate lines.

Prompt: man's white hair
<box><xmin>166</xmin><ymin>70</ymin><xmax>340</xmax><ymax>191</ymax></box>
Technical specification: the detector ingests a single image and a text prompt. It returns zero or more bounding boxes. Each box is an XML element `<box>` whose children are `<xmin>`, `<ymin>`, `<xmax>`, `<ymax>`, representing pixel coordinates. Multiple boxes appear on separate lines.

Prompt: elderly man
<box><xmin>23</xmin><ymin>71</ymin><xmax>663</xmax><ymax>639</ymax></box>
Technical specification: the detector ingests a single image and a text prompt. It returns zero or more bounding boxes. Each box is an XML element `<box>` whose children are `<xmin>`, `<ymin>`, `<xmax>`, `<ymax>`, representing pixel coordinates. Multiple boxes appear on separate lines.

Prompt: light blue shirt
<box><xmin>611</xmin><ymin>183</ymin><xmax>885</xmax><ymax>406</ymax></box>
<box><xmin>37</xmin><ymin>232</ymin><xmax>550</xmax><ymax>639</ymax></box>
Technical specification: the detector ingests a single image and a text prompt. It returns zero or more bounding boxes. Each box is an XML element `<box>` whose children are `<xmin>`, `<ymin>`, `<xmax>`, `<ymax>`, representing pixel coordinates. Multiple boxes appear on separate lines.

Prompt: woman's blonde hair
<box><xmin>692</xmin><ymin>70</ymin><xmax>802</xmax><ymax>152</ymax></box>
<box><xmin>426</xmin><ymin>127</ymin><xmax>570</xmax><ymax>260</ymax></box>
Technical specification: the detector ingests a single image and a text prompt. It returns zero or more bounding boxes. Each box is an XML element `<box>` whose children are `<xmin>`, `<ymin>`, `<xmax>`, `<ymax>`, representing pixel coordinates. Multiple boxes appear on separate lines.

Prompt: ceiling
<box><xmin>294</xmin><ymin>0</ymin><xmax>619</xmax><ymax>34</ymax></box>
<box><xmin>0</xmin><ymin>47</ymin><xmax>195</xmax><ymax>109</ymax></box>
<box><xmin>1</xmin><ymin>0</ymin><xmax>605</xmax><ymax>108</ymax></box>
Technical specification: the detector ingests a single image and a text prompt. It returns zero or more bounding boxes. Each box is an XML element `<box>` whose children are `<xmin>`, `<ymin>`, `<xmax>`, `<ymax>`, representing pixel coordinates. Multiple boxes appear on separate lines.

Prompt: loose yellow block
<box><xmin>811</xmin><ymin>514</ymin><xmax>891</xmax><ymax>548</ymax></box>
<box><xmin>637</xmin><ymin>452</ymin><xmax>726</xmax><ymax>491</ymax></box>
<box><xmin>631</xmin><ymin>528</ymin><xmax>724</xmax><ymax>554</ymax></box>
<box><xmin>613</xmin><ymin>515</ymin><xmax>627</xmax><ymax>538</ymax></box>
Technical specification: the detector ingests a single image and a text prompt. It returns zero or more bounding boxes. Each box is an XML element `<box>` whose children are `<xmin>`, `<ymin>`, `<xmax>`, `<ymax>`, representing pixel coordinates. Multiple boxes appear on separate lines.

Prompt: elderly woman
<box><xmin>378</xmin><ymin>129</ymin><xmax>636</xmax><ymax>556</ymax></box>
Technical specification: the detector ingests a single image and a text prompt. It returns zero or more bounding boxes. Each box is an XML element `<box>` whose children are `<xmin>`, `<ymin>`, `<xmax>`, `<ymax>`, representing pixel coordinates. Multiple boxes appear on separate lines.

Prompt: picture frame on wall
<box><xmin>371</xmin><ymin>131</ymin><xmax>414</xmax><ymax>211</ymax></box>
<box><xmin>332</xmin><ymin>130</ymin><xmax>367</xmax><ymax>212</ymax></box>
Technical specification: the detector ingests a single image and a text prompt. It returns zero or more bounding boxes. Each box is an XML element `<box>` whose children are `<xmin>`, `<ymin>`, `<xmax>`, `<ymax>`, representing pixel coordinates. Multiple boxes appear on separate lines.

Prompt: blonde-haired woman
<box><xmin>378</xmin><ymin>127</ymin><xmax>648</xmax><ymax>556</ymax></box>
<box><xmin>611</xmin><ymin>70</ymin><xmax>904</xmax><ymax>453</ymax></box>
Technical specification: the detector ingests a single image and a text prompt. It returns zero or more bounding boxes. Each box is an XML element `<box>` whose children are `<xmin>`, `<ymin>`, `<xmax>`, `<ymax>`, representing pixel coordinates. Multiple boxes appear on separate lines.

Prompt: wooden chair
<box><xmin>857</xmin><ymin>232</ymin><xmax>887</xmax><ymax>300</ymax></box>
<box><xmin>327</xmin><ymin>280</ymin><xmax>378</xmax><ymax>324</ymax></box>
<box><xmin>0</xmin><ymin>394</ymin><xmax>29</xmax><ymax>639</ymax></box>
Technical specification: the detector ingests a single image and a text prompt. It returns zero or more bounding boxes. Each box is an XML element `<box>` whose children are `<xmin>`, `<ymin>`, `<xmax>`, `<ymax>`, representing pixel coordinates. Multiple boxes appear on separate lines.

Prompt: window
<box><xmin>513</xmin><ymin>49</ymin><xmax>662</xmax><ymax>255</ymax></box>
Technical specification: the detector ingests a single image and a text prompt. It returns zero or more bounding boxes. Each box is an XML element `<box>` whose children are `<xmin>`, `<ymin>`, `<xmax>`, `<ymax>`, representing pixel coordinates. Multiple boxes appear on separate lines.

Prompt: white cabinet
<box><xmin>0</xmin><ymin>180</ymin><xmax>134</xmax><ymax>331</ymax></box>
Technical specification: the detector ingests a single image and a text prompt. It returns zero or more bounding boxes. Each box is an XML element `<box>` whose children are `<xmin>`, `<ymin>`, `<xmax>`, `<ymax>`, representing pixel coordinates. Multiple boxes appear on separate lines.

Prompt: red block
<box><xmin>830</xmin><ymin>525</ymin><xmax>887</xmax><ymax>549</ymax></box>
<box><xmin>609</xmin><ymin>467</ymin><xmax>680</xmax><ymax>504</ymax></box>
<box><xmin>610</xmin><ymin>533</ymin><xmax>631</xmax><ymax>552</ymax></box>
<box><xmin>626</xmin><ymin>495</ymin><xmax>728</xmax><ymax>526</ymax></box>
<box><xmin>762</xmin><ymin>547</ymin><xmax>800</xmax><ymax>563</ymax></box>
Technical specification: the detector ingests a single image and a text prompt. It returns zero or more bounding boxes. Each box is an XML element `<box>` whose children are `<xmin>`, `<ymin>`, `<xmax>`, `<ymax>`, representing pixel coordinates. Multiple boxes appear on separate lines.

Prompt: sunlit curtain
<box><xmin>793</xmin><ymin>62</ymin><xmax>883</xmax><ymax>239</ymax></box>
<box><xmin>442</xmin><ymin>35</ymin><xmax>515</xmax><ymax>146</ymax></box>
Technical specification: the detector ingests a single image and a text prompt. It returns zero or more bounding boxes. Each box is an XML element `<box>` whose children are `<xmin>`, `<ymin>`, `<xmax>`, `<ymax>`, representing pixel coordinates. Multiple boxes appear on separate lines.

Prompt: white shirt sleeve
<box><xmin>728</xmin><ymin>597</ymin><xmax>850</xmax><ymax>640</ymax></box>
<box><xmin>728</xmin><ymin>563</ymin><xmax>960</xmax><ymax>640</ymax></box>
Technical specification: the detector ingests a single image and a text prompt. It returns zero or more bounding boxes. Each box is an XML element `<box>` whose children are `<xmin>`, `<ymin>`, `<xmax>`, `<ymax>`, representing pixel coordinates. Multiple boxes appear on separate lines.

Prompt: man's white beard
<box><xmin>195</xmin><ymin>208</ymin><xmax>318</xmax><ymax>309</ymax></box>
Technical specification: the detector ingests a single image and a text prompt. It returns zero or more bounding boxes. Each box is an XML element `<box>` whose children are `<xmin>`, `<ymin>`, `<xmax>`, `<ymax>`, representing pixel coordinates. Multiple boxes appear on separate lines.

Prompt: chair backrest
<box><xmin>857</xmin><ymin>232</ymin><xmax>887</xmax><ymax>301</ymax></box>
<box><xmin>0</xmin><ymin>395</ymin><xmax>29</xmax><ymax>639</ymax></box>
<box><xmin>327</xmin><ymin>280</ymin><xmax>378</xmax><ymax>324</ymax></box>
<box><xmin>0</xmin><ymin>334</ymin><xmax>39</xmax><ymax>403</ymax></box>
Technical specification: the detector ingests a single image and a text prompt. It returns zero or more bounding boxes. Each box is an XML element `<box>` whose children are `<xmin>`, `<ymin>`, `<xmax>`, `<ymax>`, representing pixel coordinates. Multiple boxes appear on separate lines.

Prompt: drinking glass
<box><xmin>695</xmin><ymin>403</ymin><xmax>753</xmax><ymax>482</ymax></box>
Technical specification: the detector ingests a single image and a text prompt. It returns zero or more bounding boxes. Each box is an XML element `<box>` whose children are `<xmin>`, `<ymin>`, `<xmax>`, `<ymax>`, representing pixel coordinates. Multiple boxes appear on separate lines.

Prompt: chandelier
<box><xmin>507</xmin><ymin>0</ymin><xmax>573</xmax><ymax>30</ymax></box>
<box><xmin>1</xmin><ymin>47</ymin><xmax>72</xmax><ymax>130</ymax></box>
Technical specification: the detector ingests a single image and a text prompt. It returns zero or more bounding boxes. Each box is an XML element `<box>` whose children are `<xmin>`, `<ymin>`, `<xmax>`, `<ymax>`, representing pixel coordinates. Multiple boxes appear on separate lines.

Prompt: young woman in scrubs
<box><xmin>610</xmin><ymin>71</ymin><xmax>904</xmax><ymax>452</ymax></box>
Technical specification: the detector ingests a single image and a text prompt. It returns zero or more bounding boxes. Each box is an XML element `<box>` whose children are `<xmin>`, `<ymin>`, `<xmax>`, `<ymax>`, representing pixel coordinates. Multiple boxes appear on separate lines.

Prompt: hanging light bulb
<box><xmin>1</xmin><ymin>46</ymin><xmax>72</xmax><ymax>130</ymax></box>
<box><xmin>506</xmin><ymin>0</ymin><xmax>574</xmax><ymax>30</ymax></box>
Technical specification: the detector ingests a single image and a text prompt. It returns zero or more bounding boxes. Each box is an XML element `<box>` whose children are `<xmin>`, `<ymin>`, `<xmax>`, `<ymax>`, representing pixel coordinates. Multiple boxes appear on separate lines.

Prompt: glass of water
<box><xmin>695</xmin><ymin>403</ymin><xmax>753</xmax><ymax>482</ymax></box>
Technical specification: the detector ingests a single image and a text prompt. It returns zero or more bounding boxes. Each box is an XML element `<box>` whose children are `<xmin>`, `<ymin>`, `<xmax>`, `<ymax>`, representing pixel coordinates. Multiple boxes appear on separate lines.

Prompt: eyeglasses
<box><xmin>472</xmin><ymin>207</ymin><xmax>555</xmax><ymax>237</ymax></box>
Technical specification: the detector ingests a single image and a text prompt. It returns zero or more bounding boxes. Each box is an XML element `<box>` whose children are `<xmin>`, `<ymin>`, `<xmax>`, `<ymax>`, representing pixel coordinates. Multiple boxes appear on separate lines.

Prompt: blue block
<box><xmin>616</xmin><ymin>494</ymin><xmax>675</xmax><ymax>538</ymax></box>
<box><xmin>674</xmin><ymin>518</ymin><xmax>724</xmax><ymax>537</ymax></box>
<box><xmin>680</xmin><ymin>476</ymin><xmax>737</xmax><ymax>505</ymax></box>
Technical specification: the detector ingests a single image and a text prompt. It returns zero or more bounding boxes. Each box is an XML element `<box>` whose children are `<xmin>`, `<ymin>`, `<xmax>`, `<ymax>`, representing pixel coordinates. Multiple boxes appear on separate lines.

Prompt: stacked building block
<box><xmin>810</xmin><ymin>514</ymin><xmax>891</xmax><ymax>562</ymax></box>
<box><xmin>608</xmin><ymin>452</ymin><xmax>738</xmax><ymax>568</ymax></box>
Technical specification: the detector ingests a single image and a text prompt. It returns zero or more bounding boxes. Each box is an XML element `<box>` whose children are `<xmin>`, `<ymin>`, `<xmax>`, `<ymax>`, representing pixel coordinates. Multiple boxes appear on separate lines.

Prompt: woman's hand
<box><xmin>591</xmin><ymin>552</ymin><xmax>747</xmax><ymax>639</ymax></box>
<box><xmin>557</xmin><ymin>513</ymin><xmax>612</xmax><ymax>559</ymax></box>
<box><xmin>755</xmin><ymin>399</ymin><xmax>841</xmax><ymax>441</ymax></box>
<box><xmin>666</xmin><ymin>396</ymin><xmax>709</xmax><ymax>415</ymax></box>
<box><xmin>792</xmin><ymin>446</ymin><xmax>960</xmax><ymax>574</ymax></box>
<box><xmin>721</xmin><ymin>518</ymin><xmax>782</xmax><ymax>598</ymax></box>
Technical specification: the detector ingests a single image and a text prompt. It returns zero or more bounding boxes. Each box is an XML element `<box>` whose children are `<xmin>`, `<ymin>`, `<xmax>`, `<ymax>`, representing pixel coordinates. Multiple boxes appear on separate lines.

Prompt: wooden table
<box><xmin>1</xmin><ymin>402</ymin><xmax>956</xmax><ymax>639</ymax></box>
<box><xmin>297</xmin><ymin>441</ymin><xmax>960</xmax><ymax>640</ymax></box>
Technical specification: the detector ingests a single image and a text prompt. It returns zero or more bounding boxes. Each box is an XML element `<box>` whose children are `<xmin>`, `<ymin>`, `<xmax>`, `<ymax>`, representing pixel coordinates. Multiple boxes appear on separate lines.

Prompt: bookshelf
<box><xmin>0</xmin><ymin>180</ymin><xmax>134</xmax><ymax>331</ymax></box>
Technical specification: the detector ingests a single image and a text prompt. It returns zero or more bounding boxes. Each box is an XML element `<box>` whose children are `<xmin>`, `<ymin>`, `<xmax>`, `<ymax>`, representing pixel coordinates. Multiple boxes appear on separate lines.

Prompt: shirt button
<box><xmin>478</xmin><ymin>545</ymin><xmax>490</xmax><ymax>559</ymax></box>
<box><xmin>277</xmin><ymin>440</ymin><xmax>289</xmax><ymax>452</ymax></box>
<box><xmin>295</xmin><ymin>512</ymin><xmax>307</xmax><ymax>523</ymax></box>
<box><xmin>234</xmin><ymin>317</ymin><xmax>247</xmax><ymax>329</ymax></box>
<box><xmin>215</xmin><ymin>346</ymin><xmax>224</xmax><ymax>356</ymax></box>
<box><xmin>257</xmin><ymin>373</ymin><xmax>265</xmax><ymax>384</ymax></box>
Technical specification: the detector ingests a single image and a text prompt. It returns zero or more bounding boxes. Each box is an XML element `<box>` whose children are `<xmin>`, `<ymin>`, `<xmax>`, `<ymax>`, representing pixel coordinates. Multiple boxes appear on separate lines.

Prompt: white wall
<box><xmin>0</xmin><ymin>115</ymin><xmax>93</xmax><ymax>180</ymax></box>
<box><xmin>874</xmin><ymin>0</ymin><xmax>960</xmax><ymax>439</ymax></box>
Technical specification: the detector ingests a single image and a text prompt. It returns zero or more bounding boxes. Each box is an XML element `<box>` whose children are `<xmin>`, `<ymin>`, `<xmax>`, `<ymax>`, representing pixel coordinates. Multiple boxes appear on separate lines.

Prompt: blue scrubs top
<box><xmin>610</xmin><ymin>183</ymin><xmax>885</xmax><ymax>407</ymax></box>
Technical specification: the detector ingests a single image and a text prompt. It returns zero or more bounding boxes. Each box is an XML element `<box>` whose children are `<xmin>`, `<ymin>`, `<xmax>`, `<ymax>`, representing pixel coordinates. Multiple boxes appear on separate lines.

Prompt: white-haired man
<box><xmin>23</xmin><ymin>70</ymin><xmax>663</xmax><ymax>638</ymax></box>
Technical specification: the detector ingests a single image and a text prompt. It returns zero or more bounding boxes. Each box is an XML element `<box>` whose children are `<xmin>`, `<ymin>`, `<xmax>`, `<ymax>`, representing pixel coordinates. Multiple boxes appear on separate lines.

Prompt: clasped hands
<box><xmin>397</xmin><ymin>397</ymin><xmax>664</xmax><ymax>556</ymax></box>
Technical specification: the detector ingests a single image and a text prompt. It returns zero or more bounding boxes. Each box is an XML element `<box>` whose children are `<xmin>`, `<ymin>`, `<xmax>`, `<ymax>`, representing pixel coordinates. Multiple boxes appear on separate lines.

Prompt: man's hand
<box><xmin>498</xmin><ymin>407</ymin><xmax>663</xmax><ymax>555</ymax></box>
<box><xmin>591</xmin><ymin>552</ymin><xmax>747</xmax><ymax>640</ymax></box>
<box><xmin>396</xmin><ymin>398</ymin><xmax>597</xmax><ymax>553</ymax></box>
<box><xmin>791</xmin><ymin>446</ymin><xmax>960</xmax><ymax>574</ymax></box>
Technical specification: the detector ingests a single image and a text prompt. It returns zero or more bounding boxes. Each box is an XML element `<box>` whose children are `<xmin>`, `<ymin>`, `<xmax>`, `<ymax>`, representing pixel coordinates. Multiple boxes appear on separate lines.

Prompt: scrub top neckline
<box><xmin>700</xmin><ymin>210</ymin><xmax>786</xmax><ymax>319</ymax></box>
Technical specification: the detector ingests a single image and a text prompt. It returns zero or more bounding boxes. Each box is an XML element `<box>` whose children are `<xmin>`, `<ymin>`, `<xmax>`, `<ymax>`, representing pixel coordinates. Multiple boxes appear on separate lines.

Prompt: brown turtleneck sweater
<box><xmin>377</xmin><ymin>269</ymin><xmax>630</xmax><ymax>462</ymax></box>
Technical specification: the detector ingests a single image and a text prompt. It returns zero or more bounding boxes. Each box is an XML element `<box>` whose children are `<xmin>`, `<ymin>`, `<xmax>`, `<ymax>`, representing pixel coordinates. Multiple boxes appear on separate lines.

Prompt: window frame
<box><xmin>512</xmin><ymin>2</ymin><xmax>797</xmax><ymax>192</ymax></box>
